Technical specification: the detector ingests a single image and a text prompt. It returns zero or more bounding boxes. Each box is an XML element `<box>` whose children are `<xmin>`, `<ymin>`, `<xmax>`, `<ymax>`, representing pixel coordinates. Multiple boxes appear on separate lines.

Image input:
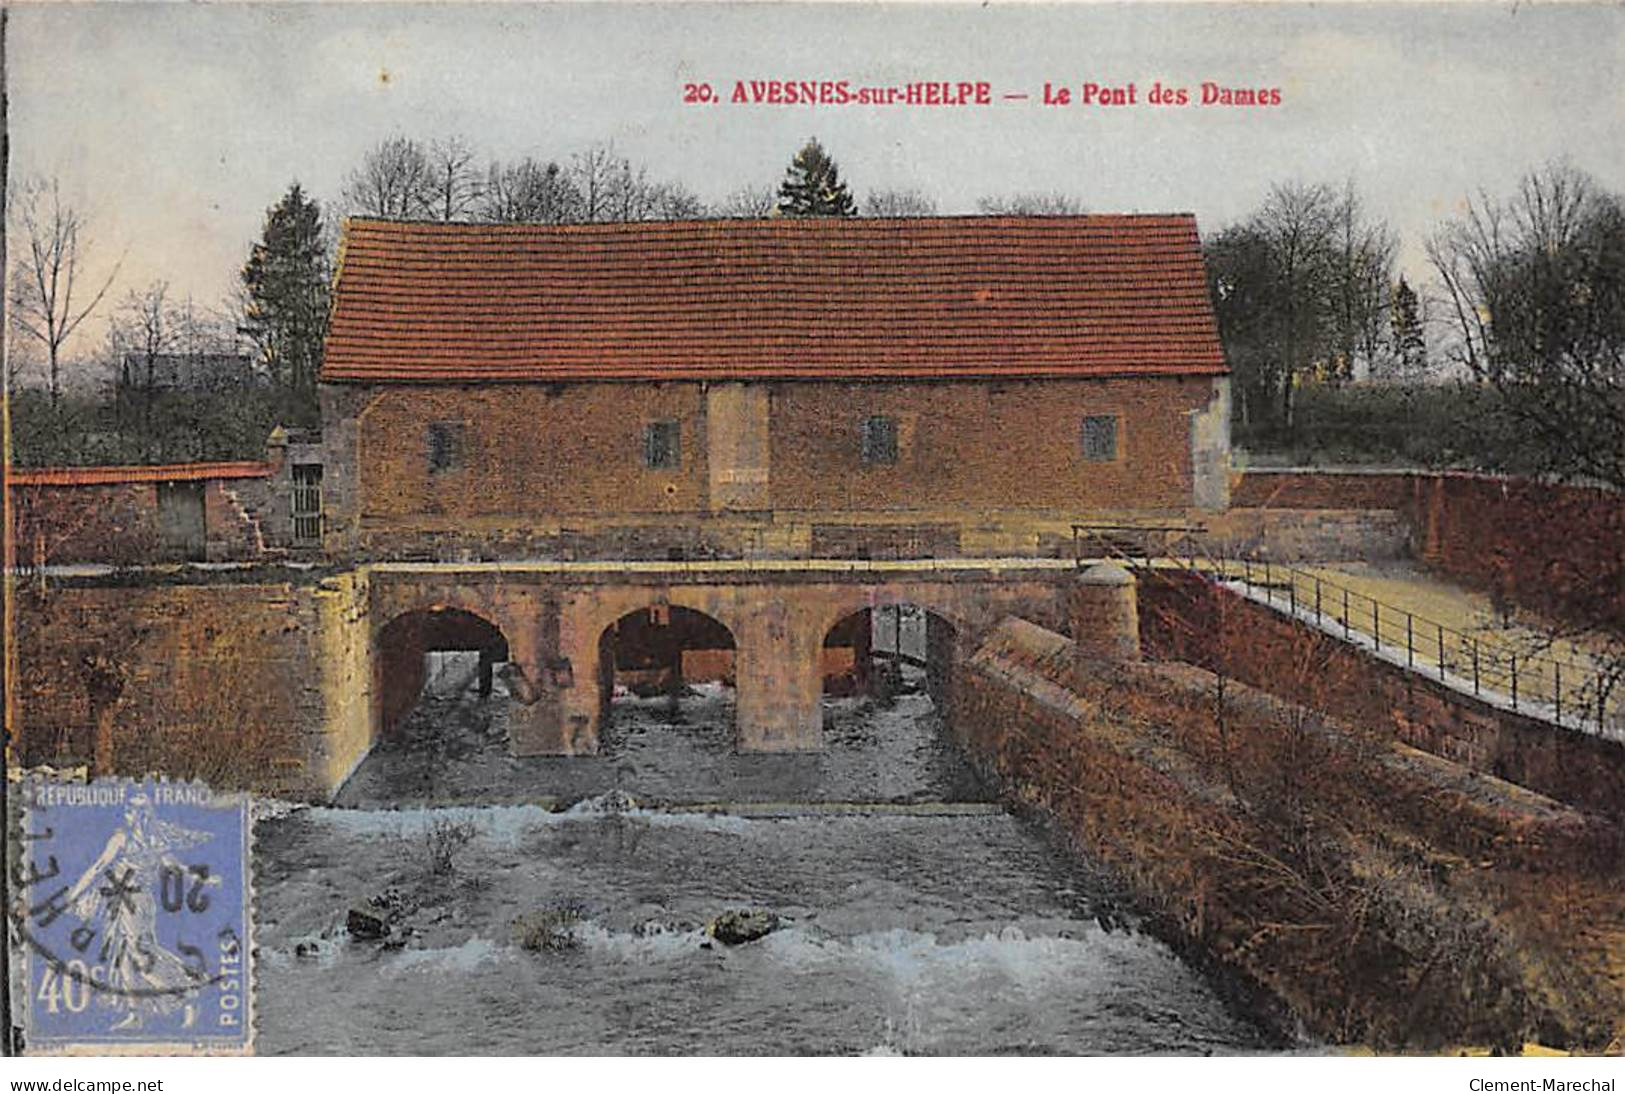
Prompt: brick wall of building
<box><xmin>325</xmin><ymin>376</ymin><xmax>1222</xmax><ymax>556</ymax></box>
<box><xmin>352</xmin><ymin>382</ymin><xmax>710</xmax><ymax>523</ymax></box>
<box><xmin>768</xmin><ymin>377</ymin><xmax>1213</xmax><ymax>511</ymax></box>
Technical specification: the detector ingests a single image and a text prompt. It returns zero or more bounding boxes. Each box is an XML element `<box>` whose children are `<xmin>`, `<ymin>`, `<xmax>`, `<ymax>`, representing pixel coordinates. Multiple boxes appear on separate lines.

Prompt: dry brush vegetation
<box><xmin>957</xmin><ymin>600</ymin><xmax>1624</xmax><ymax>1051</ymax></box>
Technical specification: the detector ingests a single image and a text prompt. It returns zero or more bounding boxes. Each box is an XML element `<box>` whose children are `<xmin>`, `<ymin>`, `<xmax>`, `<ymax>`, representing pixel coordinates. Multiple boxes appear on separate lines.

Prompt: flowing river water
<box><xmin>252</xmin><ymin>680</ymin><xmax>1278</xmax><ymax>1054</ymax></box>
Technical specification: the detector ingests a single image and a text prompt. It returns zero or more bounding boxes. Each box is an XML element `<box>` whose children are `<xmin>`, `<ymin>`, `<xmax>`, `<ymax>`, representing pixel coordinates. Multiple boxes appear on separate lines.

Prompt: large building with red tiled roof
<box><xmin>317</xmin><ymin>214</ymin><xmax>1232</xmax><ymax>560</ymax></box>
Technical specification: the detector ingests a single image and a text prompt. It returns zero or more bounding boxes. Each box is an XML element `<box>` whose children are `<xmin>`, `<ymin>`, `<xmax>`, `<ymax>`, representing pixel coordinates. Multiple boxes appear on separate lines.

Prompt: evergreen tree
<box><xmin>241</xmin><ymin>184</ymin><xmax>330</xmax><ymax>425</ymax></box>
<box><xmin>777</xmin><ymin>138</ymin><xmax>857</xmax><ymax>218</ymax></box>
<box><xmin>1388</xmin><ymin>275</ymin><xmax>1427</xmax><ymax>379</ymax></box>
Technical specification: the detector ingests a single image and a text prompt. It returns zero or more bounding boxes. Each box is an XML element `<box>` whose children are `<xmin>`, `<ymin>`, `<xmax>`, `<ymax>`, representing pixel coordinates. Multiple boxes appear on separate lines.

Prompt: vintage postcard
<box><xmin>2</xmin><ymin>0</ymin><xmax>1622</xmax><ymax>1075</ymax></box>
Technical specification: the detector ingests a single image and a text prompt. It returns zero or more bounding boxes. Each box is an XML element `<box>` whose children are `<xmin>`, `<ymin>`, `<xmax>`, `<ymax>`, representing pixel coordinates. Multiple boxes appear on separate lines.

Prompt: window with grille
<box><xmin>644</xmin><ymin>419</ymin><xmax>681</xmax><ymax>469</ymax></box>
<box><xmin>1080</xmin><ymin>415</ymin><xmax>1119</xmax><ymax>462</ymax></box>
<box><xmin>427</xmin><ymin>422</ymin><xmax>465</xmax><ymax>473</ymax></box>
<box><xmin>861</xmin><ymin>415</ymin><xmax>899</xmax><ymax>466</ymax></box>
<box><xmin>291</xmin><ymin>464</ymin><xmax>323</xmax><ymax>544</ymax></box>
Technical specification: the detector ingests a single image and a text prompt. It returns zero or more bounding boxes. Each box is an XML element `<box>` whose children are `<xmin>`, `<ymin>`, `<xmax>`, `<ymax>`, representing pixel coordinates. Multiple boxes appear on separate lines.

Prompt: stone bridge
<box><xmin>365</xmin><ymin>558</ymin><xmax>1109</xmax><ymax>756</ymax></box>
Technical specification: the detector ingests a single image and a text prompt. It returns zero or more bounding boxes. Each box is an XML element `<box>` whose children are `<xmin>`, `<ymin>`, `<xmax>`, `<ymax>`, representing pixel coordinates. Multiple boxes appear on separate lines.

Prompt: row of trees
<box><xmin>1204</xmin><ymin>161</ymin><xmax>1623</xmax><ymax>496</ymax></box>
<box><xmin>1426</xmin><ymin>164</ymin><xmax>1625</xmax><ymax>491</ymax></box>
<box><xmin>341</xmin><ymin>133</ymin><xmax>1088</xmax><ymax>224</ymax></box>
<box><xmin>6</xmin><ymin>180</ymin><xmax>330</xmax><ymax>462</ymax></box>
<box><xmin>343</xmin><ymin>136</ymin><xmax>707</xmax><ymax>225</ymax></box>
<box><xmin>1205</xmin><ymin>181</ymin><xmax>1409</xmax><ymax>434</ymax></box>
<box><xmin>10</xmin><ymin>138</ymin><xmax>1619</xmax><ymax>494</ymax></box>
<box><xmin>7</xmin><ymin>135</ymin><xmax>1089</xmax><ymax>453</ymax></box>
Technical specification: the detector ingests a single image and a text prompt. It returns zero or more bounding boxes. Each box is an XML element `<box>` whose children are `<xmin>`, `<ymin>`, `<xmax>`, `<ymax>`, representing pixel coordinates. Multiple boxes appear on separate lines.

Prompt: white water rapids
<box><xmin>251</xmin><ymin>684</ymin><xmax>1275</xmax><ymax>1054</ymax></box>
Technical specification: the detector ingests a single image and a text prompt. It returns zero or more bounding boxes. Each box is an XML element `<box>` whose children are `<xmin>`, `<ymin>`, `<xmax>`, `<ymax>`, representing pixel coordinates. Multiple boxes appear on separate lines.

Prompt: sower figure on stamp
<box><xmin>60</xmin><ymin>793</ymin><xmax>220</xmax><ymax>1031</ymax></box>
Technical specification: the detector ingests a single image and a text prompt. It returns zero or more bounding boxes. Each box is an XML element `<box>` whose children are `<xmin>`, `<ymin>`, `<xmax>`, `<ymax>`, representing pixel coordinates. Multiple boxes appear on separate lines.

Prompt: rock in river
<box><xmin>707</xmin><ymin>909</ymin><xmax>780</xmax><ymax>946</ymax></box>
<box><xmin>346</xmin><ymin>904</ymin><xmax>391</xmax><ymax>941</ymax></box>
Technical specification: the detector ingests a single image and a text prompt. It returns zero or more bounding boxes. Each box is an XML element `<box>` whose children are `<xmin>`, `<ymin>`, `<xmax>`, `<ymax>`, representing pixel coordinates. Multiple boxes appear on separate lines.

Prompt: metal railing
<box><xmin>1071</xmin><ymin>523</ymin><xmax>1207</xmax><ymax>568</ymax></box>
<box><xmin>1068</xmin><ymin>527</ymin><xmax>1620</xmax><ymax>739</ymax></box>
<box><xmin>1222</xmin><ymin>558</ymin><xmax>1619</xmax><ymax>737</ymax></box>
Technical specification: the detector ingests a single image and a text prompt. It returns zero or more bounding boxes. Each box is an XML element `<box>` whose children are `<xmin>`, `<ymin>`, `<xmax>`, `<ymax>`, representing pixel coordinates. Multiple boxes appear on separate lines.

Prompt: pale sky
<box><xmin>9</xmin><ymin>1</ymin><xmax>1625</xmax><ymax>361</ymax></box>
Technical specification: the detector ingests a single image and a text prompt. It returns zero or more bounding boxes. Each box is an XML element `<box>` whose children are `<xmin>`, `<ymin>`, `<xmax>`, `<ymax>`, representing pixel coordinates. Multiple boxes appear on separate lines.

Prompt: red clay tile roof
<box><xmin>6</xmin><ymin>461</ymin><xmax>271</xmax><ymax>486</ymax></box>
<box><xmin>322</xmin><ymin>214</ymin><xmax>1226</xmax><ymax>383</ymax></box>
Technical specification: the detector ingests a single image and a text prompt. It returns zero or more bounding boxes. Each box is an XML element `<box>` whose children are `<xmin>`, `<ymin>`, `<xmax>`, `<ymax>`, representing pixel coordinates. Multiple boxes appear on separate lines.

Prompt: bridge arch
<box><xmin>594</xmin><ymin>603</ymin><xmax>739</xmax><ymax>739</ymax></box>
<box><xmin>819</xmin><ymin>599</ymin><xmax>960</xmax><ymax>718</ymax></box>
<box><xmin>375</xmin><ymin>606</ymin><xmax>511</xmax><ymax>739</ymax></box>
<box><xmin>809</xmin><ymin>587</ymin><xmax>972</xmax><ymax>651</ymax></box>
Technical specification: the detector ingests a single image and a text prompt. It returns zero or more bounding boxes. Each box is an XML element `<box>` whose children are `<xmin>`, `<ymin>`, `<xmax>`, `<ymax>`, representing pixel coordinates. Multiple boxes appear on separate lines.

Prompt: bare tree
<box><xmin>976</xmin><ymin>192</ymin><xmax>1087</xmax><ymax>216</ymax></box>
<box><xmin>5</xmin><ymin>321</ymin><xmax>43</xmax><ymax>389</ymax></box>
<box><xmin>1426</xmin><ymin>161</ymin><xmax>1625</xmax><ymax>490</ymax></box>
<box><xmin>569</xmin><ymin>144</ymin><xmax>629</xmax><ymax>224</ymax></box>
<box><xmin>8</xmin><ymin>176</ymin><xmax>121</xmax><ymax>407</ymax></box>
<box><xmin>1426</xmin><ymin>161</ymin><xmax>1624</xmax><ymax>732</ymax></box>
<box><xmin>1332</xmin><ymin>182</ymin><xmax>1399</xmax><ymax>382</ymax></box>
<box><xmin>715</xmin><ymin>184</ymin><xmax>777</xmax><ymax>219</ymax></box>
<box><xmin>343</xmin><ymin>135</ymin><xmax>434</xmax><ymax>219</ymax></box>
<box><xmin>604</xmin><ymin>158</ymin><xmax>655</xmax><ymax>222</ymax></box>
<box><xmin>568</xmin><ymin>143</ymin><xmax>704</xmax><ymax>222</ymax></box>
<box><xmin>107</xmin><ymin>280</ymin><xmax>173</xmax><ymax>438</ymax></box>
<box><xmin>349</xmin><ymin>134</ymin><xmax>706</xmax><ymax>226</ymax></box>
<box><xmin>1203</xmin><ymin>181</ymin><xmax>1396</xmax><ymax>430</ymax></box>
<box><xmin>480</xmin><ymin>158</ymin><xmax>581</xmax><ymax>224</ymax></box>
<box><xmin>423</xmin><ymin>136</ymin><xmax>483</xmax><ymax>222</ymax></box>
<box><xmin>169</xmin><ymin>294</ymin><xmax>238</xmax><ymax>365</ymax></box>
<box><xmin>646</xmin><ymin>181</ymin><xmax>707</xmax><ymax>221</ymax></box>
<box><xmin>863</xmin><ymin>188</ymin><xmax>939</xmax><ymax>217</ymax></box>
<box><xmin>1256</xmin><ymin>182</ymin><xmax>1340</xmax><ymax>425</ymax></box>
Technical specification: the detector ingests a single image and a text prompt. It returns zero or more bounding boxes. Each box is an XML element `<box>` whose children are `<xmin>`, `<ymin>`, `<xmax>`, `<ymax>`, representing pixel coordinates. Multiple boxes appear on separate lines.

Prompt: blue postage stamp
<box><xmin>11</xmin><ymin>777</ymin><xmax>252</xmax><ymax>1053</ymax></box>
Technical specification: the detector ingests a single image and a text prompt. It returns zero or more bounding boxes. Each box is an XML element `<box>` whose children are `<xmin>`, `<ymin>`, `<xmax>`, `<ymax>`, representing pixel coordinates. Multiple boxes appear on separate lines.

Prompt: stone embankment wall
<box><xmin>1198</xmin><ymin>507</ymin><xmax>1410</xmax><ymax>562</ymax></box>
<box><xmin>9</xmin><ymin>573</ymin><xmax>371</xmax><ymax>799</ymax></box>
<box><xmin>953</xmin><ymin>616</ymin><xmax>1622</xmax><ymax>1050</ymax></box>
<box><xmin>1233</xmin><ymin>470</ymin><xmax>1624</xmax><ymax>631</ymax></box>
<box><xmin>1139</xmin><ymin>571</ymin><xmax>1625</xmax><ymax>819</ymax></box>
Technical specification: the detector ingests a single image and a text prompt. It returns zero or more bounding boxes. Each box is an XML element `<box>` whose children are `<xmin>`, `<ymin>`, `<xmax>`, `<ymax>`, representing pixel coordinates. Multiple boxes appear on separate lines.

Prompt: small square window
<box><xmin>644</xmin><ymin>419</ymin><xmax>681</xmax><ymax>470</ymax></box>
<box><xmin>1081</xmin><ymin>415</ymin><xmax>1119</xmax><ymax>462</ymax></box>
<box><xmin>428</xmin><ymin>422</ymin><xmax>465</xmax><ymax>473</ymax></box>
<box><xmin>861</xmin><ymin>415</ymin><xmax>899</xmax><ymax>466</ymax></box>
